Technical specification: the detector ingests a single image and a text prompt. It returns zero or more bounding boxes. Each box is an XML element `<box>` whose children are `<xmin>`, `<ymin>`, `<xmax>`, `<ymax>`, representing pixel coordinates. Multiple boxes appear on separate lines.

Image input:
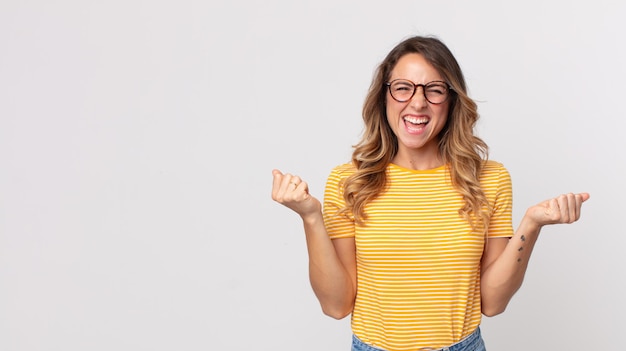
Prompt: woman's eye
<box><xmin>394</xmin><ymin>85</ymin><xmax>412</xmax><ymax>92</ymax></box>
<box><xmin>426</xmin><ymin>85</ymin><xmax>446</xmax><ymax>95</ymax></box>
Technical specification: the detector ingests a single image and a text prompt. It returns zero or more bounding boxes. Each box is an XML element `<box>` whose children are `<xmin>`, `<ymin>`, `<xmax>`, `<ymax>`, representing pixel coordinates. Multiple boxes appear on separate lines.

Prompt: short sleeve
<box><xmin>323</xmin><ymin>163</ymin><xmax>356</xmax><ymax>239</ymax></box>
<box><xmin>484</xmin><ymin>161</ymin><xmax>515</xmax><ymax>239</ymax></box>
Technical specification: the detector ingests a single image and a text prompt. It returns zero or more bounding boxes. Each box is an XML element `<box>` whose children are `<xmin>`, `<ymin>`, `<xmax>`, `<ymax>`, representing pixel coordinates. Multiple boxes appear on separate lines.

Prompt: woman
<box><xmin>271</xmin><ymin>35</ymin><xmax>588</xmax><ymax>351</ymax></box>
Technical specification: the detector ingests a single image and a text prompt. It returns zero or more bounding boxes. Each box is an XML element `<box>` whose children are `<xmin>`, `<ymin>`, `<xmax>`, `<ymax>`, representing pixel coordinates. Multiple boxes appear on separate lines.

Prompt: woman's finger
<box><xmin>566</xmin><ymin>193</ymin><xmax>576</xmax><ymax>223</ymax></box>
<box><xmin>271</xmin><ymin>169</ymin><xmax>284</xmax><ymax>200</ymax></box>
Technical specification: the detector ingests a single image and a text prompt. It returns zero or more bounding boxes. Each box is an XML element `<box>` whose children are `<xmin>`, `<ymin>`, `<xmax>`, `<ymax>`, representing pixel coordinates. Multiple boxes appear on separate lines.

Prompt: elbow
<box><xmin>481</xmin><ymin>296</ymin><xmax>508</xmax><ymax>316</ymax></box>
<box><xmin>315</xmin><ymin>289</ymin><xmax>355</xmax><ymax>320</ymax></box>
<box><xmin>481</xmin><ymin>301</ymin><xmax>507</xmax><ymax>317</ymax></box>
<box><xmin>480</xmin><ymin>281</ymin><xmax>521</xmax><ymax>317</ymax></box>
<box><xmin>481</xmin><ymin>292</ymin><xmax>509</xmax><ymax>317</ymax></box>
<box><xmin>321</xmin><ymin>303</ymin><xmax>353</xmax><ymax>320</ymax></box>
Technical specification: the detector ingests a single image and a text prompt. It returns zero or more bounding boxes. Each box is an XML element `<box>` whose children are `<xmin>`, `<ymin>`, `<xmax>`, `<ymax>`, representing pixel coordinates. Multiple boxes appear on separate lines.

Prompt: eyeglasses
<box><xmin>385</xmin><ymin>79</ymin><xmax>453</xmax><ymax>104</ymax></box>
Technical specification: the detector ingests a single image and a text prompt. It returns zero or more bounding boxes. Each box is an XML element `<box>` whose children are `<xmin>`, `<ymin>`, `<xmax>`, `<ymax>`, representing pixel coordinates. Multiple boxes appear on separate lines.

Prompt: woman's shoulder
<box><xmin>480</xmin><ymin>159</ymin><xmax>511</xmax><ymax>181</ymax></box>
<box><xmin>325</xmin><ymin>162</ymin><xmax>357</xmax><ymax>185</ymax></box>
<box><xmin>329</xmin><ymin>162</ymin><xmax>356</xmax><ymax>176</ymax></box>
<box><xmin>482</xmin><ymin>159</ymin><xmax>508</xmax><ymax>171</ymax></box>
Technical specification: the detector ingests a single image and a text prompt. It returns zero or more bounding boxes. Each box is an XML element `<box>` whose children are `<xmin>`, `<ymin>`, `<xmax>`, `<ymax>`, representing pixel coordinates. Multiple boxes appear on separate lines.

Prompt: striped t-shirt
<box><xmin>323</xmin><ymin>160</ymin><xmax>513</xmax><ymax>350</ymax></box>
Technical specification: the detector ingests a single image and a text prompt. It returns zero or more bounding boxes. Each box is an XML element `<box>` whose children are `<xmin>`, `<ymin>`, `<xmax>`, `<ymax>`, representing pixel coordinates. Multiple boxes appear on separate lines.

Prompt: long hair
<box><xmin>341</xmin><ymin>35</ymin><xmax>491</xmax><ymax>234</ymax></box>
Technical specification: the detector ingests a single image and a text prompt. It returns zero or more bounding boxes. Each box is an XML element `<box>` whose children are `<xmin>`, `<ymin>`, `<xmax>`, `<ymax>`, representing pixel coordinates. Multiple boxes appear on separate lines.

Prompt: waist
<box><xmin>351</xmin><ymin>326</ymin><xmax>484</xmax><ymax>351</ymax></box>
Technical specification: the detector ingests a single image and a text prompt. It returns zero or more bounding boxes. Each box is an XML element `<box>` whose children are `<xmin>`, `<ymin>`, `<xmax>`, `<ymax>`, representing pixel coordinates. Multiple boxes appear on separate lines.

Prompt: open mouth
<box><xmin>403</xmin><ymin>116</ymin><xmax>429</xmax><ymax>126</ymax></box>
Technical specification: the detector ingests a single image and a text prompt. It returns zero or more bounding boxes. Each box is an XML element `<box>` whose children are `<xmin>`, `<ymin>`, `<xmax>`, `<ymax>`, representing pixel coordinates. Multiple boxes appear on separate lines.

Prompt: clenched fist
<box><xmin>271</xmin><ymin>169</ymin><xmax>322</xmax><ymax>220</ymax></box>
<box><xmin>525</xmin><ymin>192</ymin><xmax>590</xmax><ymax>227</ymax></box>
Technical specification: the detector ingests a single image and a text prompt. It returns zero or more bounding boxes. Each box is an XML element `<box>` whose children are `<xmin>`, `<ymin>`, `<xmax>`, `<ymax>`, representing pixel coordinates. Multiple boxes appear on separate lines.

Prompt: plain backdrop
<box><xmin>1</xmin><ymin>1</ymin><xmax>624</xmax><ymax>350</ymax></box>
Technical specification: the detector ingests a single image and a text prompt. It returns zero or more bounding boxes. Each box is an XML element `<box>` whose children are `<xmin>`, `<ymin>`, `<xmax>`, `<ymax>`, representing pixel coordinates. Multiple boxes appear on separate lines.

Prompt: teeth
<box><xmin>404</xmin><ymin>116</ymin><xmax>428</xmax><ymax>125</ymax></box>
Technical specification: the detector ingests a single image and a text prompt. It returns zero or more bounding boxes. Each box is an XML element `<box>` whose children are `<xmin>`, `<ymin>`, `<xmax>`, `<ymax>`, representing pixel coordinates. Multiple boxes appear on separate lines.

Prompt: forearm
<box><xmin>301</xmin><ymin>214</ymin><xmax>356</xmax><ymax>319</ymax></box>
<box><xmin>481</xmin><ymin>192</ymin><xmax>589</xmax><ymax>316</ymax></box>
<box><xmin>481</xmin><ymin>215</ymin><xmax>542</xmax><ymax>316</ymax></box>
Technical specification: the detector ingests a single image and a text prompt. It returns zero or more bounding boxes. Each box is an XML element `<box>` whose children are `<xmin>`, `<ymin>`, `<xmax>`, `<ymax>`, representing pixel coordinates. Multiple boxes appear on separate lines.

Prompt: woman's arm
<box><xmin>272</xmin><ymin>169</ymin><xmax>357</xmax><ymax>319</ymax></box>
<box><xmin>480</xmin><ymin>192</ymin><xmax>590</xmax><ymax>316</ymax></box>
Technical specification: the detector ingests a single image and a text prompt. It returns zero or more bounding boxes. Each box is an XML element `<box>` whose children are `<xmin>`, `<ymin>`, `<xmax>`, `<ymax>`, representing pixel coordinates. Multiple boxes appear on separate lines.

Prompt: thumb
<box><xmin>580</xmin><ymin>192</ymin><xmax>590</xmax><ymax>202</ymax></box>
<box><xmin>271</xmin><ymin>169</ymin><xmax>284</xmax><ymax>199</ymax></box>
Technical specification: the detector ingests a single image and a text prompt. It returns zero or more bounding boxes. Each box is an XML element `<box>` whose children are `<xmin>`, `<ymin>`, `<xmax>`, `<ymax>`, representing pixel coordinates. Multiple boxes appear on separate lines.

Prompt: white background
<box><xmin>1</xmin><ymin>1</ymin><xmax>624</xmax><ymax>350</ymax></box>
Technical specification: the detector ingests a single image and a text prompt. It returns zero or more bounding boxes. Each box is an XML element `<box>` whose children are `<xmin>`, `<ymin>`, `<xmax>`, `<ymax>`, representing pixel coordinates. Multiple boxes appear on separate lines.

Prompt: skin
<box><xmin>271</xmin><ymin>53</ymin><xmax>590</xmax><ymax>319</ymax></box>
<box><xmin>480</xmin><ymin>192</ymin><xmax>589</xmax><ymax>315</ymax></box>
<box><xmin>271</xmin><ymin>171</ymin><xmax>356</xmax><ymax>318</ymax></box>
<box><xmin>386</xmin><ymin>53</ymin><xmax>449</xmax><ymax>170</ymax></box>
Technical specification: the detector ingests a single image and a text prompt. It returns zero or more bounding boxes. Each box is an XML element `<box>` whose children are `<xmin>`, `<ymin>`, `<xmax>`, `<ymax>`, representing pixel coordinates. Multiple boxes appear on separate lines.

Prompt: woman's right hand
<box><xmin>271</xmin><ymin>169</ymin><xmax>322</xmax><ymax>219</ymax></box>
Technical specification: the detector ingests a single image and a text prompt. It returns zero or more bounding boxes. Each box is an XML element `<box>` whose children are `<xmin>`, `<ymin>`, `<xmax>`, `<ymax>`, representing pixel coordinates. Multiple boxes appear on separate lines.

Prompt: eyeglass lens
<box><xmin>388</xmin><ymin>80</ymin><xmax>449</xmax><ymax>104</ymax></box>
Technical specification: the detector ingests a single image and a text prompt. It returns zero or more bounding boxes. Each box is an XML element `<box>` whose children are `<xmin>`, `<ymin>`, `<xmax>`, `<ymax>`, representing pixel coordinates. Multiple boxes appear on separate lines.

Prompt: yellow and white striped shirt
<box><xmin>323</xmin><ymin>160</ymin><xmax>513</xmax><ymax>350</ymax></box>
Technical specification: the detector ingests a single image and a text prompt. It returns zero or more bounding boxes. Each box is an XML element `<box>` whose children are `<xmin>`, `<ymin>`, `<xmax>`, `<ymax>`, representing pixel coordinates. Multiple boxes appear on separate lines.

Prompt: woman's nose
<box><xmin>409</xmin><ymin>87</ymin><xmax>428</xmax><ymax>108</ymax></box>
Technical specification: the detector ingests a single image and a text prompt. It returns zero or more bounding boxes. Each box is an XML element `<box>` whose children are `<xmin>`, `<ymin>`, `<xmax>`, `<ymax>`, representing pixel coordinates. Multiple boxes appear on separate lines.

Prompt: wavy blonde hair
<box><xmin>342</xmin><ymin>35</ymin><xmax>491</xmax><ymax>234</ymax></box>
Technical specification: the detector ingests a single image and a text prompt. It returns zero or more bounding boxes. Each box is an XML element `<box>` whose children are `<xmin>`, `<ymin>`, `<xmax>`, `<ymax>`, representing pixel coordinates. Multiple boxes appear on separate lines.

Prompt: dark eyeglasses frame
<box><xmin>385</xmin><ymin>79</ymin><xmax>455</xmax><ymax>104</ymax></box>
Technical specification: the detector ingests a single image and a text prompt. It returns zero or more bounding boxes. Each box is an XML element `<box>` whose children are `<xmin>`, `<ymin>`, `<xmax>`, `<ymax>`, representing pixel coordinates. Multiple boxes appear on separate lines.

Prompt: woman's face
<box><xmin>386</xmin><ymin>53</ymin><xmax>450</xmax><ymax>167</ymax></box>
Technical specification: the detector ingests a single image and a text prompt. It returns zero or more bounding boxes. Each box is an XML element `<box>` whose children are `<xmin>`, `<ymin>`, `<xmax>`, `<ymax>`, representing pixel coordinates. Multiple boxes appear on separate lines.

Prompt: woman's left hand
<box><xmin>525</xmin><ymin>192</ymin><xmax>590</xmax><ymax>228</ymax></box>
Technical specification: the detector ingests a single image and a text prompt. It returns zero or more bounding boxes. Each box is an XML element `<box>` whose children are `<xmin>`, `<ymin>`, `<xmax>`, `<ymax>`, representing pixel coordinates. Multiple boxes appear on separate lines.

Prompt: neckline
<box><xmin>388</xmin><ymin>162</ymin><xmax>448</xmax><ymax>173</ymax></box>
